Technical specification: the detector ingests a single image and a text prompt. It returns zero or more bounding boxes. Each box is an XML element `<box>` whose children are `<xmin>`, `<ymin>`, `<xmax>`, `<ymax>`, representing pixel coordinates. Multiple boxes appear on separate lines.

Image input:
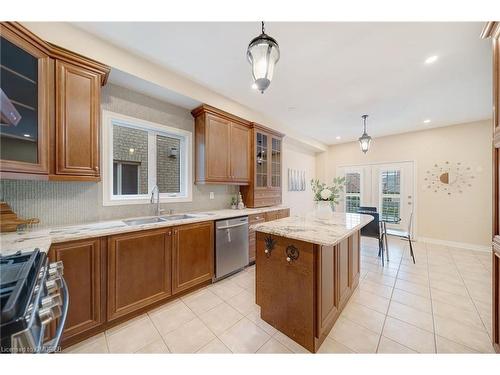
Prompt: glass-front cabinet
<box><xmin>255</xmin><ymin>132</ymin><xmax>268</xmax><ymax>188</ymax></box>
<box><xmin>240</xmin><ymin>123</ymin><xmax>284</xmax><ymax>207</ymax></box>
<box><xmin>271</xmin><ymin>137</ymin><xmax>281</xmax><ymax>188</ymax></box>
<box><xmin>0</xmin><ymin>24</ymin><xmax>49</xmax><ymax>174</ymax></box>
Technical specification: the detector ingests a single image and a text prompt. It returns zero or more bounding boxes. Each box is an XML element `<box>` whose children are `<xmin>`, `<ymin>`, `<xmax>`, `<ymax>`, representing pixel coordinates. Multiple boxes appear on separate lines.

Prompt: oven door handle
<box><xmin>41</xmin><ymin>277</ymin><xmax>69</xmax><ymax>353</ymax></box>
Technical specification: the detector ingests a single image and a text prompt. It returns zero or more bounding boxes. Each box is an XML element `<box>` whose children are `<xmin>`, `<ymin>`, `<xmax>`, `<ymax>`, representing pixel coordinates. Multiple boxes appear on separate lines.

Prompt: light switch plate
<box><xmin>209</xmin><ymin>192</ymin><xmax>215</xmax><ymax>200</ymax></box>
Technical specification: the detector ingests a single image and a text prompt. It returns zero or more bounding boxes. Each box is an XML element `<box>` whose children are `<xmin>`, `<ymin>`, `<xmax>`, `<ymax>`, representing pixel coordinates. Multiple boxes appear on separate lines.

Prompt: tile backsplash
<box><xmin>0</xmin><ymin>180</ymin><xmax>236</xmax><ymax>228</ymax></box>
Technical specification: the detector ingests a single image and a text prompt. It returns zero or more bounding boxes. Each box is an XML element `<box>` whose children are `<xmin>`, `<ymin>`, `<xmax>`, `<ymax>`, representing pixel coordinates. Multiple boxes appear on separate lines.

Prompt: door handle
<box><xmin>217</xmin><ymin>222</ymin><xmax>248</xmax><ymax>230</ymax></box>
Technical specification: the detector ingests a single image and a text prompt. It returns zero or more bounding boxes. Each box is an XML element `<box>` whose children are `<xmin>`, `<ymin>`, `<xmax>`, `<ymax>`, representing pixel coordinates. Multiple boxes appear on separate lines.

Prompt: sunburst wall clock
<box><xmin>424</xmin><ymin>161</ymin><xmax>476</xmax><ymax>195</ymax></box>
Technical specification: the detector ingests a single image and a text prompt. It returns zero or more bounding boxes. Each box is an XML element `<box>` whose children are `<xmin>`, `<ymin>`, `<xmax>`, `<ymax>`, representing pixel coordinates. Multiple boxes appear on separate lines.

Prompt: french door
<box><xmin>338</xmin><ymin>161</ymin><xmax>414</xmax><ymax>234</ymax></box>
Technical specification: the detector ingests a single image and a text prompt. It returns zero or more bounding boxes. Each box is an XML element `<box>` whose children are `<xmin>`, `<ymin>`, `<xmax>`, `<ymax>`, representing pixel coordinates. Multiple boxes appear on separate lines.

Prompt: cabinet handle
<box><xmin>286</xmin><ymin>256</ymin><xmax>291</xmax><ymax>263</ymax></box>
<box><xmin>167</xmin><ymin>231</ymin><xmax>171</xmax><ymax>236</ymax></box>
<box><xmin>94</xmin><ymin>166</ymin><xmax>99</xmax><ymax>172</ymax></box>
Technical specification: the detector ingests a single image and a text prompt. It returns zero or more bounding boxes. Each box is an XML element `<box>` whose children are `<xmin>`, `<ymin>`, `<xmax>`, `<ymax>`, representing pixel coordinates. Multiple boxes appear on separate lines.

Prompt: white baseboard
<box><xmin>417</xmin><ymin>237</ymin><xmax>491</xmax><ymax>253</ymax></box>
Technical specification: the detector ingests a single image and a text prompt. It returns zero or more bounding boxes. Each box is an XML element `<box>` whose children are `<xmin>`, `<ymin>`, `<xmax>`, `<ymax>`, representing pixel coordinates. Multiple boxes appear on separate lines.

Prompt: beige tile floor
<box><xmin>64</xmin><ymin>236</ymin><xmax>495</xmax><ymax>354</ymax></box>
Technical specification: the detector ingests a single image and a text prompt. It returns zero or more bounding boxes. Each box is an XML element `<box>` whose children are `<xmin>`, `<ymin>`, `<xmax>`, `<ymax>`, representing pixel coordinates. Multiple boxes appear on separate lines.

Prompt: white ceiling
<box><xmin>74</xmin><ymin>22</ymin><xmax>491</xmax><ymax>145</ymax></box>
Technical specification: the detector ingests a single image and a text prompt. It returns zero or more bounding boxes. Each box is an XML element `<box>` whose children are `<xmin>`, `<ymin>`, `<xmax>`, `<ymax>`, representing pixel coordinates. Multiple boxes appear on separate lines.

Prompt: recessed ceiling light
<box><xmin>335</xmin><ymin>136</ymin><xmax>341</xmax><ymax>140</ymax></box>
<box><xmin>23</xmin><ymin>134</ymin><xmax>31</xmax><ymax>137</ymax></box>
<box><xmin>423</xmin><ymin>119</ymin><xmax>431</xmax><ymax>124</ymax></box>
<box><xmin>251</xmin><ymin>83</ymin><xmax>258</xmax><ymax>90</ymax></box>
<box><xmin>425</xmin><ymin>55</ymin><xmax>438</xmax><ymax>64</ymax></box>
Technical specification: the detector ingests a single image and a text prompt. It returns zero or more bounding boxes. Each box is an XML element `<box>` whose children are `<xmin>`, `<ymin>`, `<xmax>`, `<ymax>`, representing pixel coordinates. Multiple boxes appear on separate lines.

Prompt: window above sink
<box><xmin>102</xmin><ymin>110</ymin><xmax>193</xmax><ymax>206</ymax></box>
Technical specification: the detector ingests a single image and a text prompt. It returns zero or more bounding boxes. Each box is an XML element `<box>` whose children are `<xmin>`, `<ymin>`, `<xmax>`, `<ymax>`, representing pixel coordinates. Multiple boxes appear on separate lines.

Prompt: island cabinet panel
<box><xmin>317</xmin><ymin>245</ymin><xmax>339</xmax><ymax>339</ymax></box>
<box><xmin>49</xmin><ymin>237</ymin><xmax>105</xmax><ymax>347</ymax></box>
<box><xmin>107</xmin><ymin>228</ymin><xmax>172</xmax><ymax>321</ymax></box>
<box><xmin>256</xmin><ymin>230</ymin><xmax>362</xmax><ymax>353</ymax></box>
<box><xmin>256</xmin><ymin>233</ymin><xmax>316</xmax><ymax>352</ymax></box>
<box><xmin>55</xmin><ymin>60</ymin><xmax>101</xmax><ymax>178</ymax></box>
<box><xmin>337</xmin><ymin>239</ymin><xmax>351</xmax><ymax>310</ymax></box>
<box><xmin>350</xmin><ymin>231</ymin><xmax>361</xmax><ymax>289</ymax></box>
<box><xmin>172</xmin><ymin>221</ymin><xmax>214</xmax><ymax>295</ymax></box>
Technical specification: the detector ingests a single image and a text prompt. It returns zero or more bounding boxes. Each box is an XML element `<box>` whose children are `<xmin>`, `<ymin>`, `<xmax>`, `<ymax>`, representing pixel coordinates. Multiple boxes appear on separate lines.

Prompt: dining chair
<box><xmin>400</xmin><ymin>212</ymin><xmax>415</xmax><ymax>263</ymax></box>
<box><xmin>357</xmin><ymin>209</ymin><xmax>386</xmax><ymax>265</ymax></box>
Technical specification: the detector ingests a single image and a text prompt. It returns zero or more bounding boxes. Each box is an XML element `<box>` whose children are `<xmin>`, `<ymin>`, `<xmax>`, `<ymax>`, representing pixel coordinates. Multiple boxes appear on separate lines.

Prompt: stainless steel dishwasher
<box><xmin>214</xmin><ymin>216</ymin><xmax>249</xmax><ymax>280</ymax></box>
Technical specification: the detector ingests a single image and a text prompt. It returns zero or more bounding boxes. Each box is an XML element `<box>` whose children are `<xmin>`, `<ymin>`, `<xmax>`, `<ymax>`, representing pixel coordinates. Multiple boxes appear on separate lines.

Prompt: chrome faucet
<box><xmin>150</xmin><ymin>185</ymin><xmax>164</xmax><ymax>216</ymax></box>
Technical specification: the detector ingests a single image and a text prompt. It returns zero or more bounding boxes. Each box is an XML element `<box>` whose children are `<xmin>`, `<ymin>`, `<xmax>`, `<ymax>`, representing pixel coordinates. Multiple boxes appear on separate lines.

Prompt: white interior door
<box><xmin>338</xmin><ymin>161</ymin><xmax>414</xmax><ymax>233</ymax></box>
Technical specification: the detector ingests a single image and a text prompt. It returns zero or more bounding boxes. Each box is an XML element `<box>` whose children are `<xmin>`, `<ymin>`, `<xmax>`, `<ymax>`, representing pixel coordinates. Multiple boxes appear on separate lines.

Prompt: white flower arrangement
<box><xmin>311</xmin><ymin>177</ymin><xmax>345</xmax><ymax>203</ymax></box>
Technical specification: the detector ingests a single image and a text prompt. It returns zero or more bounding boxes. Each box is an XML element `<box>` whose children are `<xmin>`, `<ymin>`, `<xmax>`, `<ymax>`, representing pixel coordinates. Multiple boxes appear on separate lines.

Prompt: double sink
<box><xmin>123</xmin><ymin>212</ymin><xmax>215</xmax><ymax>226</ymax></box>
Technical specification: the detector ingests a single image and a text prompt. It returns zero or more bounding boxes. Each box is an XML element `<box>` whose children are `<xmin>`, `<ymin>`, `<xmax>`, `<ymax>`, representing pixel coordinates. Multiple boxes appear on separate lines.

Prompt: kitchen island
<box><xmin>252</xmin><ymin>212</ymin><xmax>373</xmax><ymax>353</ymax></box>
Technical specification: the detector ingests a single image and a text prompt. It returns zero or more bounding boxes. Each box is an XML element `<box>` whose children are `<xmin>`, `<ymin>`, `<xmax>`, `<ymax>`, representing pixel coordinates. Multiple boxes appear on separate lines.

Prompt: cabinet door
<box><xmin>206</xmin><ymin>115</ymin><xmax>230</xmax><ymax>181</ymax></box>
<box><xmin>317</xmin><ymin>245</ymin><xmax>339</xmax><ymax>340</ymax></box>
<box><xmin>55</xmin><ymin>60</ymin><xmax>100</xmax><ymax>177</ymax></box>
<box><xmin>270</xmin><ymin>136</ymin><xmax>282</xmax><ymax>188</ymax></box>
<box><xmin>248</xmin><ymin>213</ymin><xmax>265</xmax><ymax>263</ymax></box>
<box><xmin>0</xmin><ymin>25</ymin><xmax>49</xmax><ymax>175</ymax></box>
<box><xmin>336</xmin><ymin>238</ymin><xmax>351</xmax><ymax>309</ymax></box>
<box><xmin>255</xmin><ymin>131</ymin><xmax>269</xmax><ymax>189</ymax></box>
<box><xmin>349</xmin><ymin>231</ymin><xmax>361</xmax><ymax>289</ymax></box>
<box><xmin>108</xmin><ymin>228</ymin><xmax>172</xmax><ymax>321</ymax></box>
<box><xmin>172</xmin><ymin>221</ymin><xmax>214</xmax><ymax>294</ymax></box>
<box><xmin>229</xmin><ymin>122</ymin><xmax>250</xmax><ymax>183</ymax></box>
<box><xmin>49</xmin><ymin>238</ymin><xmax>104</xmax><ymax>345</ymax></box>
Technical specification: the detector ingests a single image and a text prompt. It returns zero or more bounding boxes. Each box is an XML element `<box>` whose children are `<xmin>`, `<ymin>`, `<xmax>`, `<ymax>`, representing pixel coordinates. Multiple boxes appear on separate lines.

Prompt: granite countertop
<box><xmin>0</xmin><ymin>206</ymin><xmax>288</xmax><ymax>257</ymax></box>
<box><xmin>251</xmin><ymin>212</ymin><xmax>373</xmax><ymax>247</ymax></box>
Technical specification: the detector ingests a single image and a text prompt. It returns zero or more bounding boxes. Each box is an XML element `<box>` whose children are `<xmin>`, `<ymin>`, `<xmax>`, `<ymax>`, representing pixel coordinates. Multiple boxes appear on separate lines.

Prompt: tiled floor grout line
<box><xmin>374</xmin><ymin>241</ymin><xmax>404</xmax><ymax>353</ymax></box>
<box><xmin>146</xmin><ymin>311</ymin><xmax>174</xmax><ymax>353</ymax></box>
<box><xmin>448</xmin><ymin>247</ymin><xmax>492</xmax><ymax>341</ymax></box>
<box><xmin>422</xmin><ymin>243</ymin><xmax>439</xmax><ymax>354</ymax></box>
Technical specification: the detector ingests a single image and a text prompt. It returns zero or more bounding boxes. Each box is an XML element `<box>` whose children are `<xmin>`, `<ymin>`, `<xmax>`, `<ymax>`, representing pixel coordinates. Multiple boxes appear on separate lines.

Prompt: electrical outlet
<box><xmin>209</xmin><ymin>192</ymin><xmax>215</xmax><ymax>200</ymax></box>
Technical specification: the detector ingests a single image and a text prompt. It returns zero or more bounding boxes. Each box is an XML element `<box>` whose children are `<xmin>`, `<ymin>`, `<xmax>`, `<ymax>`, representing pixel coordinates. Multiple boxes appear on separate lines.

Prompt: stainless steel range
<box><xmin>0</xmin><ymin>249</ymin><xmax>68</xmax><ymax>353</ymax></box>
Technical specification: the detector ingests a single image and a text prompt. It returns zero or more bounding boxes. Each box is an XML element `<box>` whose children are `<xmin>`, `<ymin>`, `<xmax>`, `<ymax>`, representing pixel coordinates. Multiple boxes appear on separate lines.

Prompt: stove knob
<box><xmin>41</xmin><ymin>293</ymin><xmax>62</xmax><ymax>309</ymax></box>
<box><xmin>38</xmin><ymin>307</ymin><xmax>54</xmax><ymax>325</ymax></box>
<box><xmin>48</xmin><ymin>261</ymin><xmax>64</xmax><ymax>276</ymax></box>
<box><xmin>45</xmin><ymin>277</ymin><xmax>63</xmax><ymax>294</ymax></box>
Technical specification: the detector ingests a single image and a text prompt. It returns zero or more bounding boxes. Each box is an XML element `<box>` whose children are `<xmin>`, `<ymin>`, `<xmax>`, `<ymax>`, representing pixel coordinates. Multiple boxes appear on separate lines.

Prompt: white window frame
<box><xmin>102</xmin><ymin>110</ymin><xmax>193</xmax><ymax>206</ymax></box>
<box><xmin>344</xmin><ymin>171</ymin><xmax>362</xmax><ymax>213</ymax></box>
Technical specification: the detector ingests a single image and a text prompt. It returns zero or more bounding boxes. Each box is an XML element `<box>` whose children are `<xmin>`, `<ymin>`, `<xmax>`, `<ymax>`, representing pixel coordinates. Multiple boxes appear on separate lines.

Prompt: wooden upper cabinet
<box><xmin>0</xmin><ymin>22</ymin><xmax>50</xmax><ymax>176</ymax></box>
<box><xmin>230</xmin><ymin>122</ymin><xmax>250</xmax><ymax>182</ymax></box>
<box><xmin>55</xmin><ymin>60</ymin><xmax>100</xmax><ymax>178</ymax></box>
<box><xmin>241</xmin><ymin>123</ymin><xmax>285</xmax><ymax>207</ymax></box>
<box><xmin>192</xmin><ymin>104</ymin><xmax>250</xmax><ymax>185</ymax></box>
<box><xmin>49</xmin><ymin>238</ymin><xmax>105</xmax><ymax>347</ymax></box>
<box><xmin>205</xmin><ymin>114</ymin><xmax>231</xmax><ymax>181</ymax></box>
<box><xmin>0</xmin><ymin>22</ymin><xmax>109</xmax><ymax>181</ymax></box>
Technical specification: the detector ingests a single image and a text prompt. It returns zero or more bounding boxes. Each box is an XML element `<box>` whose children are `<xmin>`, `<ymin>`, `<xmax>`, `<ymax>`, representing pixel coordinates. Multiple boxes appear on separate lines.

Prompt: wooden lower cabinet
<box><xmin>107</xmin><ymin>228</ymin><xmax>172</xmax><ymax>321</ymax></box>
<box><xmin>49</xmin><ymin>238</ymin><xmax>105</xmax><ymax>347</ymax></box>
<box><xmin>256</xmin><ymin>230</ymin><xmax>360</xmax><ymax>352</ymax></box>
<box><xmin>172</xmin><ymin>221</ymin><xmax>214</xmax><ymax>294</ymax></box>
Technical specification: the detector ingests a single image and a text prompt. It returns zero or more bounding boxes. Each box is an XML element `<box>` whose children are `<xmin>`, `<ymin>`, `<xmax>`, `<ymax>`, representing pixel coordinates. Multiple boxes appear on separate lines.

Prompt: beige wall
<box><xmin>282</xmin><ymin>139</ymin><xmax>317</xmax><ymax>215</ymax></box>
<box><xmin>316</xmin><ymin>120</ymin><xmax>492</xmax><ymax>248</ymax></box>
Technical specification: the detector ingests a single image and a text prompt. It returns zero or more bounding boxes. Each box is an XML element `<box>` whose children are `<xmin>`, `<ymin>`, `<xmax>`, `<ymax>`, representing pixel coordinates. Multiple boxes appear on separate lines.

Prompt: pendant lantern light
<box><xmin>358</xmin><ymin>114</ymin><xmax>372</xmax><ymax>154</ymax></box>
<box><xmin>247</xmin><ymin>21</ymin><xmax>280</xmax><ymax>93</ymax></box>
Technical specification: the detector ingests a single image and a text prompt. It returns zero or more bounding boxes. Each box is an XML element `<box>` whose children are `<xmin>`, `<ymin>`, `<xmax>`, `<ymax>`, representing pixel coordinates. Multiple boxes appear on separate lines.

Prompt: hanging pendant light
<box><xmin>247</xmin><ymin>21</ymin><xmax>280</xmax><ymax>93</ymax></box>
<box><xmin>358</xmin><ymin>114</ymin><xmax>372</xmax><ymax>153</ymax></box>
